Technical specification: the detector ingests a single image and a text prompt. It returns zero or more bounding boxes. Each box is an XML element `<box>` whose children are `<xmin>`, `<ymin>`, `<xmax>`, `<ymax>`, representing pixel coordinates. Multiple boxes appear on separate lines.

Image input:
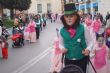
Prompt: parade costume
<box><xmin>59</xmin><ymin>3</ymin><xmax>94</xmax><ymax>73</ymax></box>
<box><xmin>92</xmin><ymin>19</ymin><xmax>102</xmax><ymax>33</ymax></box>
<box><xmin>2</xmin><ymin>41</ymin><xmax>8</xmax><ymax>59</ymax></box>
<box><xmin>91</xmin><ymin>34</ymin><xmax>110</xmax><ymax>73</ymax></box>
<box><xmin>50</xmin><ymin>32</ymin><xmax>63</xmax><ymax>73</ymax></box>
<box><xmin>50</xmin><ymin>29</ymin><xmax>62</xmax><ymax>73</ymax></box>
<box><xmin>34</xmin><ymin>16</ymin><xmax>41</xmax><ymax>39</ymax></box>
<box><xmin>0</xmin><ymin>36</ymin><xmax>8</xmax><ymax>59</ymax></box>
<box><xmin>24</xmin><ymin>20</ymin><xmax>36</xmax><ymax>43</ymax></box>
<box><xmin>85</xmin><ymin>17</ymin><xmax>92</xmax><ymax>29</ymax></box>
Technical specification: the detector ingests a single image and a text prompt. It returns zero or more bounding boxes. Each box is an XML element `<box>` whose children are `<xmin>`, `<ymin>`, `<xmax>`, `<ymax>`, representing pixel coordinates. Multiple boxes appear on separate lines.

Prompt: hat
<box><xmin>64</xmin><ymin>3</ymin><xmax>77</xmax><ymax>15</ymax></box>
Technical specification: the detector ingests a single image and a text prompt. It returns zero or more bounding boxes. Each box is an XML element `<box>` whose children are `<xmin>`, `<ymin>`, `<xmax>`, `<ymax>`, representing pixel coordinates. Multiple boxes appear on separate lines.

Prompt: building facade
<box><xmin>65</xmin><ymin>0</ymin><xmax>110</xmax><ymax>18</ymax></box>
<box><xmin>28</xmin><ymin>0</ymin><xmax>62</xmax><ymax>14</ymax></box>
<box><xmin>98</xmin><ymin>0</ymin><xmax>110</xmax><ymax>17</ymax></box>
<box><xmin>25</xmin><ymin>0</ymin><xmax>110</xmax><ymax>17</ymax></box>
<box><xmin>74</xmin><ymin>0</ymin><xmax>98</xmax><ymax>15</ymax></box>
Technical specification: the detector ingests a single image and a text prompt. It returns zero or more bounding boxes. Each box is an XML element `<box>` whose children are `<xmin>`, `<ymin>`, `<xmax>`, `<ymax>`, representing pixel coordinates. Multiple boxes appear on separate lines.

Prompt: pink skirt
<box><xmin>50</xmin><ymin>49</ymin><xmax>62</xmax><ymax>72</ymax></box>
<box><xmin>24</xmin><ymin>31</ymin><xmax>30</xmax><ymax>41</ymax></box>
<box><xmin>91</xmin><ymin>58</ymin><xmax>110</xmax><ymax>73</ymax></box>
<box><xmin>29</xmin><ymin>32</ymin><xmax>36</xmax><ymax>43</ymax></box>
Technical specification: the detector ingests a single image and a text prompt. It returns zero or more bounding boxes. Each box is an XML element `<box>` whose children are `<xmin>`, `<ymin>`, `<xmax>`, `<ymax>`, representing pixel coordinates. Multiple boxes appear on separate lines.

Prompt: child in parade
<box><xmin>28</xmin><ymin>19</ymin><xmax>36</xmax><ymax>43</ymax></box>
<box><xmin>92</xmin><ymin>16</ymin><xmax>102</xmax><ymax>33</ymax></box>
<box><xmin>24</xmin><ymin>19</ymin><xmax>36</xmax><ymax>43</ymax></box>
<box><xmin>42</xmin><ymin>14</ymin><xmax>47</xmax><ymax>27</ymax></box>
<box><xmin>34</xmin><ymin>15</ymin><xmax>41</xmax><ymax>39</ymax></box>
<box><xmin>59</xmin><ymin>3</ymin><xmax>94</xmax><ymax>73</ymax></box>
<box><xmin>91</xmin><ymin>33</ymin><xmax>110</xmax><ymax>73</ymax></box>
<box><xmin>17</xmin><ymin>24</ymin><xmax>24</xmax><ymax>45</ymax></box>
<box><xmin>85</xmin><ymin>15</ymin><xmax>92</xmax><ymax>29</ymax></box>
<box><xmin>105</xmin><ymin>28</ymin><xmax>110</xmax><ymax>61</ymax></box>
<box><xmin>50</xmin><ymin>28</ymin><xmax>63</xmax><ymax>73</ymax></box>
<box><xmin>0</xmin><ymin>36</ymin><xmax>8</xmax><ymax>59</ymax></box>
<box><xmin>17</xmin><ymin>24</ymin><xmax>24</xmax><ymax>34</ymax></box>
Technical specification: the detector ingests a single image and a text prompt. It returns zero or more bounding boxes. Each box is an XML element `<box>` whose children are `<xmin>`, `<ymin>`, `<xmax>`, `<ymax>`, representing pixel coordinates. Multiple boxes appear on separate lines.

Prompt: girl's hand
<box><xmin>62</xmin><ymin>48</ymin><xmax>68</xmax><ymax>54</ymax></box>
<box><xmin>82</xmin><ymin>49</ymin><xmax>90</xmax><ymax>56</ymax></box>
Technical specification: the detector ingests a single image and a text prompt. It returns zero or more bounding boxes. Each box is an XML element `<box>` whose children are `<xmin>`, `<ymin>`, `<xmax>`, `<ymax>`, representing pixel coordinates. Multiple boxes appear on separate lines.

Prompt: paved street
<box><xmin>0</xmin><ymin>20</ymin><xmax>62</xmax><ymax>73</ymax></box>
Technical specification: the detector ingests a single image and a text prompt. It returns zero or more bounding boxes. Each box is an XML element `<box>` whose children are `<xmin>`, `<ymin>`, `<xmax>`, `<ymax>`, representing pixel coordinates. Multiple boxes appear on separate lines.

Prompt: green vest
<box><xmin>60</xmin><ymin>24</ymin><xmax>87</xmax><ymax>60</ymax></box>
<box><xmin>35</xmin><ymin>19</ymin><xmax>41</xmax><ymax>29</ymax></box>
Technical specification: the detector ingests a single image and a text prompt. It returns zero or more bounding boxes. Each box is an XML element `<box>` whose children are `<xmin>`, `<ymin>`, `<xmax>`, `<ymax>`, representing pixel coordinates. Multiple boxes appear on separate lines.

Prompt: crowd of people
<box><xmin>0</xmin><ymin>12</ymin><xmax>60</xmax><ymax>59</ymax></box>
<box><xmin>50</xmin><ymin>3</ymin><xmax>110</xmax><ymax>73</ymax></box>
<box><xmin>0</xmin><ymin>13</ymin><xmax>49</xmax><ymax>59</ymax></box>
<box><xmin>0</xmin><ymin>3</ymin><xmax>110</xmax><ymax>73</ymax></box>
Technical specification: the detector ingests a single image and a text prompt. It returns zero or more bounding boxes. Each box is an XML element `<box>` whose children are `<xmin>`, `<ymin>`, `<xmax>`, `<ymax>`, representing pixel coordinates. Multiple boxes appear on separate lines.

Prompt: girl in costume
<box><xmin>92</xmin><ymin>16</ymin><xmax>102</xmax><ymax>33</ymax></box>
<box><xmin>91</xmin><ymin>33</ymin><xmax>110</xmax><ymax>73</ymax></box>
<box><xmin>59</xmin><ymin>3</ymin><xmax>94</xmax><ymax>73</ymax></box>
<box><xmin>50</xmin><ymin>28</ymin><xmax>63</xmax><ymax>73</ymax></box>
<box><xmin>85</xmin><ymin>15</ymin><xmax>92</xmax><ymax>29</ymax></box>
<box><xmin>27</xmin><ymin>19</ymin><xmax>36</xmax><ymax>43</ymax></box>
<box><xmin>0</xmin><ymin>36</ymin><xmax>8</xmax><ymax>59</ymax></box>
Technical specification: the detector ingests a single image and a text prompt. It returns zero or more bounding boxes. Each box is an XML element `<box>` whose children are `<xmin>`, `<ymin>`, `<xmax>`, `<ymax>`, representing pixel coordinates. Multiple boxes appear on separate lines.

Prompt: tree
<box><xmin>15</xmin><ymin>0</ymin><xmax>31</xmax><ymax>11</ymax></box>
<box><xmin>0</xmin><ymin>0</ymin><xmax>4</xmax><ymax>17</ymax></box>
<box><xmin>0</xmin><ymin>5</ymin><xmax>3</xmax><ymax>17</ymax></box>
<box><xmin>0</xmin><ymin>0</ymin><xmax>31</xmax><ymax>19</ymax></box>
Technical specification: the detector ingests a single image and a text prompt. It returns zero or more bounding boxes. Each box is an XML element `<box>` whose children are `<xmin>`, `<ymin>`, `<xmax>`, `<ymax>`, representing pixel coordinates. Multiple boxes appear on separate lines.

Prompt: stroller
<box><xmin>59</xmin><ymin>56</ymin><xmax>97</xmax><ymax>73</ymax></box>
<box><xmin>60</xmin><ymin>65</ymin><xmax>84</xmax><ymax>73</ymax></box>
<box><xmin>12</xmin><ymin>26</ymin><xmax>24</xmax><ymax>48</ymax></box>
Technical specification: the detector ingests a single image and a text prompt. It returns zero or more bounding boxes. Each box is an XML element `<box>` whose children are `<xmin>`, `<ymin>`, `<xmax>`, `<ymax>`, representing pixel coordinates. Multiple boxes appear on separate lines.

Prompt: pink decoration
<box><xmin>94</xmin><ymin>45</ymin><xmax>107</xmax><ymax>69</ymax></box>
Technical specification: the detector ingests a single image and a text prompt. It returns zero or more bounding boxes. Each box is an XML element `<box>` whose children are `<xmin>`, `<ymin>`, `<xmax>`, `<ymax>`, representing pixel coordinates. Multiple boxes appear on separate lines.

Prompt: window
<box><xmin>47</xmin><ymin>3</ymin><xmax>51</xmax><ymax>13</ymax></box>
<box><xmin>37</xmin><ymin>4</ymin><xmax>42</xmax><ymax>13</ymax></box>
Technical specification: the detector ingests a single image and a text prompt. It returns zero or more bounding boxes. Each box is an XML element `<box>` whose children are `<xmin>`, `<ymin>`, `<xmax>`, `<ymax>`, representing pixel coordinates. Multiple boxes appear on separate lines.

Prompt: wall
<box><xmin>98</xmin><ymin>0</ymin><xmax>110</xmax><ymax>18</ymax></box>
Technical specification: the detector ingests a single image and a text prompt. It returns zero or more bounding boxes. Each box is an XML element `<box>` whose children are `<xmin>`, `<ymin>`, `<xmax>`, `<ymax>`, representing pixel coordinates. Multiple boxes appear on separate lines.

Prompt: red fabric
<box><xmin>67</xmin><ymin>28</ymin><xmax>76</xmax><ymax>38</ymax></box>
<box><xmin>2</xmin><ymin>48</ymin><xmax>8</xmax><ymax>58</ymax></box>
<box><xmin>106</xmin><ymin>28</ymin><xmax>110</xmax><ymax>36</ymax></box>
<box><xmin>12</xmin><ymin>33</ymin><xmax>22</xmax><ymax>41</ymax></box>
